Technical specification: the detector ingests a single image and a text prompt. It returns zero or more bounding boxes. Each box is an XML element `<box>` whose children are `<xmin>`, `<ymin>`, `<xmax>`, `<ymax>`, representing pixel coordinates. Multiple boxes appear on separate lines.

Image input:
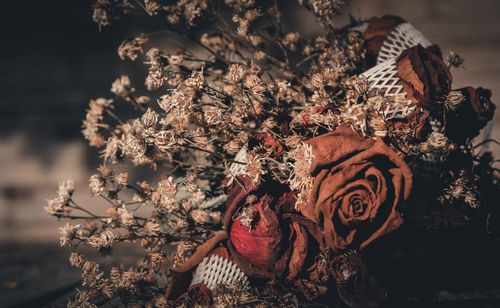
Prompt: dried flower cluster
<box><xmin>47</xmin><ymin>1</ymin><xmax>499</xmax><ymax>307</ymax></box>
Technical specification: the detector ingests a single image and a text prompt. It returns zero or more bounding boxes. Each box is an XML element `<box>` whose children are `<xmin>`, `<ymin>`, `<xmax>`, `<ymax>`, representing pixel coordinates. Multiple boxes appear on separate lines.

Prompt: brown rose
<box><xmin>445</xmin><ymin>87</ymin><xmax>496</xmax><ymax>142</ymax></box>
<box><xmin>396</xmin><ymin>45</ymin><xmax>452</xmax><ymax>107</ymax></box>
<box><xmin>298</xmin><ymin>125</ymin><xmax>412</xmax><ymax>251</ymax></box>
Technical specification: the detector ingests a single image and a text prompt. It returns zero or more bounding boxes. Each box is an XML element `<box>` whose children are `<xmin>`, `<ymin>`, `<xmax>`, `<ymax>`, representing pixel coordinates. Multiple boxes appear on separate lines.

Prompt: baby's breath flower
<box><xmin>92</xmin><ymin>4</ymin><xmax>111</xmax><ymax>28</ymax></box>
<box><xmin>97</xmin><ymin>164</ymin><xmax>112</xmax><ymax>177</ymax></box>
<box><xmin>154</xmin><ymin>294</ymin><xmax>168</xmax><ymax>308</ymax></box>
<box><xmin>421</xmin><ymin>132</ymin><xmax>451</xmax><ymax>153</ymax></box>
<box><xmin>143</xmin><ymin>221</ymin><xmax>161</xmax><ymax>235</ymax></box>
<box><xmin>287</xmin><ymin>142</ymin><xmax>313</xmax><ymax>192</ymax></box>
<box><xmin>173</xmin><ymin>241</ymin><xmax>196</xmax><ymax>269</ymax></box>
<box><xmin>89</xmin><ymin>174</ymin><xmax>105</xmax><ymax>196</ymax></box>
<box><xmin>261</xmin><ymin>117</ymin><xmax>277</xmax><ymax>132</ymax></box>
<box><xmin>282</xmin><ymin>32</ymin><xmax>299</xmax><ymax>50</ymax></box>
<box><xmin>141</xmin><ymin>108</ymin><xmax>158</xmax><ymax>128</ymax></box>
<box><xmin>105</xmin><ymin>207</ymin><xmax>118</xmax><ymax>223</ymax></box>
<box><xmin>369</xmin><ymin>114</ymin><xmax>387</xmax><ymax>138</ymax></box>
<box><xmin>59</xmin><ymin>223</ymin><xmax>80</xmax><ymax>247</ymax></box>
<box><xmin>225</xmin><ymin>64</ymin><xmax>246</xmax><ymax>84</ymax></box>
<box><xmin>110</xmin><ymin>267</ymin><xmax>121</xmax><ymax>284</ymax></box>
<box><xmin>168</xmin><ymin>53</ymin><xmax>184</xmax><ymax>66</ymax></box>
<box><xmin>253</xmin><ymin>50</ymin><xmax>266</xmax><ymax>61</ymax></box>
<box><xmin>306</xmin><ymin>0</ymin><xmax>345</xmax><ymax>19</ymax></box>
<box><xmin>57</xmin><ymin>180</ymin><xmax>74</xmax><ymax>201</ymax></box>
<box><xmin>145</xmin><ymin>68</ymin><xmax>165</xmax><ymax>90</ymax></box>
<box><xmin>111</xmin><ymin>75</ymin><xmax>135</xmax><ymax>99</ymax></box>
<box><xmin>190</xmin><ymin>209</ymin><xmax>210</xmax><ymax>224</ymax></box>
<box><xmin>154</xmin><ymin>177</ymin><xmax>178</xmax><ymax>212</ymax></box>
<box><xmin>118</xmin><ymin>208</ymin><xmax>135</xmax><ymax>227</ymax></box>
<box><xmin>100</xmin><ymin>136</ymin><xmax>122</xmax><ymax>163</ymax></box>
<box><xmin>69</xmin><ymin>252</ymin><xmax>84</xmax><ymax>268</ymax></box>
<box><xmin>185</xmin><ymin>70</ymin><xmax>205</xmax><ymax>89</ymax></box>
<box><xmin>87</xmin><ymin>230</ymin><xmax>115</xmax><ymax>250</ymax></box>
<box><xmin>204</xmin><ymin>106</ymin><xmax>224</xmax><ymax>126</ymax></box>
<box><xmin>144</xmin><ymin>0</ymin><xmax>161</xmax><ymax>15</ymax></box>
<box><xmin>245</xmin><ymin>152</ymin><xmax>265</xmax><ymax>185</ymax></box>
<box><xmin>445</xmin><ymin>91</ymin><xmax>465</xmax><ymax>111</ymax></box>
<box><xmin>224</xmin><ymin>139</ymin><xmax>243</xmax><ymax>155</ymax></box>
<box><xmin>124</xmin><ymin>135</ymin><xmax>147</xmax><ymax>159</ymax></box>
<box><xmin>154</xmin><ymin>130</ymin><xmax>177</xmax><ymax>153</ymax></box>
<box><xmin>114</xmin><ymin>172</ymin><xmax>129</xmax><ymax>187</ymax></box>
<box><xmin>45</xmin><ymin>196</ymin><xmax>69</xmax><ymax>217</ymax></box>
<box><xmin>117</xmin><ymin>34</ymin><xmax>148</xmax><ymax>61</ymax></box>
<box><xmin>238</xmin><ymin>206</ymin><xmax>257</xmax><ymax>229</ymax></box>
<box><xmin>244</xmin><ymin>74</ymin><xmax>265</xmax><ymax>100</ymax></box>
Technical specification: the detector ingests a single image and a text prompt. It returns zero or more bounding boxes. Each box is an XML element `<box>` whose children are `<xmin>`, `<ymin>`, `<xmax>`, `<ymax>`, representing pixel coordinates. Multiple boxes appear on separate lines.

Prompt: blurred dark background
<box><xmin>0</xmin><ymin>0</ymin><xmax>499</xmax><ymax>306</ymax></box>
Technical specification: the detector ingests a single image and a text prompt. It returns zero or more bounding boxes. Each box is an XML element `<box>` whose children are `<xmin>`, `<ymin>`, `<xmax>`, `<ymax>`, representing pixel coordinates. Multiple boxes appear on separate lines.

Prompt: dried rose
<box><xmin>299</xmin><ymin>125</ymin><xmax>413</xmax><ymax>251</ymax></box>
<box><xmin>396</xmin><ymin>45</ymin><xmax>452</xmax><ymax>106</ymax></box>
<box><xmin>225</xmin><ymin>176</ymin><xmax>312</xmax><ymax>281</ymax></box>
<box><xmin>445</xmin><ymin>87</ymin><xmax>496</xmax><ymax>142</ymax></box>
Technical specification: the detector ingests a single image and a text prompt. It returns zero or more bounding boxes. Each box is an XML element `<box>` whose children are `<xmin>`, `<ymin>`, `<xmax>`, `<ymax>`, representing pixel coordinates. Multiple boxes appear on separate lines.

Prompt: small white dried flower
<box><xmin>141</xmin><ymin>108</ymin><xmax>158</xmax><ymax>128</ymax></box>
<box><xmin>117</xmin><ymin>34</ymin><xmax>148</xmax><ymax>61</ymax></box>
<box><xmin>238</xmin><ymin>206</ymin><xmax>257</xmax><ymax>229</ymax></box>
<box><xmin>44</xmin><ymin>196</ymin><xmax>68</xmax><ymax>216</ymax></box>
<box><xmin>59</xmin><ymin>223</ymin><xmax>80</xmax><ymax>247</ymax></box>
<box><xmin>118</xmin><ymin>208</ymin><xmax>135</xmax><ymax>227</ymax></box>
<box><xmin>69</xmin><ymin>252</ymin><xmax>84</xmax><ymax>268</ymax></box>
<box><xmin>168</xmin><ymin>53</ymin><xmax>184</xmax><ymax>66</ymax></box>
<box><xmin>204</xmin><ymin>106</ymin><xmax>223</xmax><ymax>126</ymax></box>
<box><xmin>422</xmin><ymin>132</ymin><xmax>450</xmax><ymax>152</ymax></box>
<box><xmin>445</xmin><ymin>91</ymin><xmax>465</xmax><ymax>111</ymax></box>
<box><xmin>144</xmin><ymin>0</ymin><xmax>161</xmax><ymax>15</ymax></box>
<box><xmin>89</xmin><ymin>174</ymin><xmax>105</xmax><ymax>196</ymax></box>
<box><xmin>173</xmin><ymin>241</ymin><xmax>196</xmax><ymax>269</ymax></box>
<box><xmin>244</xmin><ymin>75</ymin><xmax>266</xmax><ymax>100</ymax></box>
<box><xmin>142</xmin><ymin>221</ymin><xmax>161</xmax><ymax>235</ymax></box>
<box><xmin>145</xmin><ymin>68</ymin><xmax>165</xmax><ymax>90</ymax></box>
<box><xmin>190</xmin><ymin>209</ymin><xmax>210</xmax><ymax>224</ymax></box>
<box><xmin>154</xmin><ymin>130</ymin><xmax>177</xmax><ymax>153</ymax></box>
<box><xmin>114</xmin><ymin>172</ymin><xmax>129</xmax><ymax>187</ymax></box>
<box><xmin>225</xmin><ymin>64</ymin><xmax>246</xmax><ymax>83</ymax></box>
<box><xmin>87</xmin><ymin>230</ymin><xmax>115</xmax><ymax>250</ymax></box>
<box><xmin>287</xmin><ymin>142</ymin><xmax>313</xmax><ymax>191</ymax></box>
<box><xmin>111</xmin><ymin>75</ymin><xmax>135</xmax><ymax>99</ymax></box>
<box><xmin>57</xmin><ymin>180</ymin><xmax>74</xmax><ymax>201</ymax></box>
<box><xmin>369</xmin><ymin>115</ymin><xmax>387</xmax><ymax>138</ymax></box>
<box><xmin>124</xmin><ymin>135</ymin><xmax>147</xmax><ymax>159</ymax></box>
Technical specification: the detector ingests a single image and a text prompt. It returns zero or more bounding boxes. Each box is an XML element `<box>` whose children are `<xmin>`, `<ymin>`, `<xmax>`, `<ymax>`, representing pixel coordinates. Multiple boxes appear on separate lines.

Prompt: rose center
<box><xmin>349</xmin><ymin>195</ymin><xmax>366</xmax><ymax>217</ymax></box>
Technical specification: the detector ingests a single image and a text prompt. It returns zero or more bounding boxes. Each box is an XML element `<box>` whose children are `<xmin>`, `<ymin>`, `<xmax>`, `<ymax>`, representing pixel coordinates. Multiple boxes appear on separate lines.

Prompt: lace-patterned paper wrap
<box><xmin>361</xmin><ymin>15</ymin><xmax>440</xmax><ymax>68</ymax></box>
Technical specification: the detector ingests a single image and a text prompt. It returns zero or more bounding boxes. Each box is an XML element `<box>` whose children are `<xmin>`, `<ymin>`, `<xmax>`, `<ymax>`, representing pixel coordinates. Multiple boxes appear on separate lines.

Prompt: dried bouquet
<box><xmin>46</xmin><ymin>1</ymin><xmax>499</xmax><ymax>307</ymax></box>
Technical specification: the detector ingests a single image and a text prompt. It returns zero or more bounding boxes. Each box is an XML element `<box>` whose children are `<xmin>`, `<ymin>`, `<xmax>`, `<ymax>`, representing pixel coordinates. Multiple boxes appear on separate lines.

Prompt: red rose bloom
<box><xmin>225</xmin><ymin>176</ymin><xmax>313</xmax><ymax>281</ymax></box>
